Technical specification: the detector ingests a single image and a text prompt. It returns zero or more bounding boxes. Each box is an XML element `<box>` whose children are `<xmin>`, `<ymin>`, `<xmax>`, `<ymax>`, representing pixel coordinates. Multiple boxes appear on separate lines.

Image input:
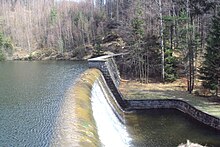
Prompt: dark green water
<box><xmin>125</xmin><ymin>109</ymin><xmax>220</xmax><ymax>147</ymax></box>
<box><xmin>0</xmin><ymin>61</ymin><xmax>88</xmax><ymax>146</ymax></box>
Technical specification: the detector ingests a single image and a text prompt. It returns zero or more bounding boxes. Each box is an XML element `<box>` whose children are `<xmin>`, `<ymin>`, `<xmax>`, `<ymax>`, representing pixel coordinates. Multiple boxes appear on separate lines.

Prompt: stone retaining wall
<box><xmin>88</xmin><ymin>55</ymin><xmax>220</xmax><ymax>131</ymax></box>
<box><xmin>127</xmin><ymin>99</ymin><xmax>220</xmax><ymax>130</ymax></box>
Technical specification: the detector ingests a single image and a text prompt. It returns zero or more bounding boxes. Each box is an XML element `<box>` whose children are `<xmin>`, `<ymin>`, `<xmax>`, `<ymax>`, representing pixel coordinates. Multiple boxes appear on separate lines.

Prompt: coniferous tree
<box><xmin>200</xmin><ymin>12</ymin><xmax>220</xmax><ymax>96</ymax></box>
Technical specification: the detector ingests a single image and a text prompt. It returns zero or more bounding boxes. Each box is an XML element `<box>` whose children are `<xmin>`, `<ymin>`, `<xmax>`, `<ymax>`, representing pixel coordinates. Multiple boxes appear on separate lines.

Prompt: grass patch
<box><xmin>119</xmin><ymin>79</ymin><xmax>220</xmax><ymax>118</ymax></box>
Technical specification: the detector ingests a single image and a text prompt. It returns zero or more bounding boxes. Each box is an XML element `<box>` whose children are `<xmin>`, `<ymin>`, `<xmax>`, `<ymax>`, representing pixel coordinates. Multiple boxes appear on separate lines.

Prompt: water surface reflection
<box><xmin>0</xmin><ymin>61</ymin><xmax>87</xmax><ymax>146</ymax></box>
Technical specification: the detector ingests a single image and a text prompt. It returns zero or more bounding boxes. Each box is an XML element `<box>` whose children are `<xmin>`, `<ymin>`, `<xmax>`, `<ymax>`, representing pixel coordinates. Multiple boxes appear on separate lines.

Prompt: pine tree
<box><xmin>200</xmin><ymin>12</ymin><xmax>220</xmax><ymax>96</ymax></box>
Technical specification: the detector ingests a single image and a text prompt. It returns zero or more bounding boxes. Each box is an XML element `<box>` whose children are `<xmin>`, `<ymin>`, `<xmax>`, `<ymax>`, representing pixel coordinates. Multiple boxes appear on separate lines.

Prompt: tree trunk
<box><xmin>217</xmin><ymin>77</ymin><xmax>220</xmax><ymax>97</ymax></box>
<box><xmin>186</xmin><ymin>0</ymin><xmax>195</xmax><ymax>94</ymax></box>
<box><xmin>159</xmin><ymin>0</ymin><xmax>165</xmax><ymax>82</ymax></box>
<box><xmin>116</xmin><ymin>0</ymin><xmax>119</xmax><ymax>21</ymax></box>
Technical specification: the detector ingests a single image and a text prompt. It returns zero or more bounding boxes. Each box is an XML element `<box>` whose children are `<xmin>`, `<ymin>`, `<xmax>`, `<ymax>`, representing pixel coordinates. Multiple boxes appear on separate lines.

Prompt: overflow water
<box><xmin>91</xmin><ymin>77</ymin><xmax>131</xmax><ymax>147</ymax></box>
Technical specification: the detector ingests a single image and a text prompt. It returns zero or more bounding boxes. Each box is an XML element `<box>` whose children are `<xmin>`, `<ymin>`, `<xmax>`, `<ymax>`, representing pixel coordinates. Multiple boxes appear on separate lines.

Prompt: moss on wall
<box><xmin>71</xmin><ymin>69</ymin><xmax>102</xmax><ymax>147</ymax></box>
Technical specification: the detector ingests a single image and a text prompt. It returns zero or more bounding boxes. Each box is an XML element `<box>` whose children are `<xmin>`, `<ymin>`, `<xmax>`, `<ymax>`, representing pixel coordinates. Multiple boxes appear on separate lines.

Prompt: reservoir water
<box><xmin>0</xmin><ymin>61</ymin><xmax>88</xmax><ymax>146</ymax></box>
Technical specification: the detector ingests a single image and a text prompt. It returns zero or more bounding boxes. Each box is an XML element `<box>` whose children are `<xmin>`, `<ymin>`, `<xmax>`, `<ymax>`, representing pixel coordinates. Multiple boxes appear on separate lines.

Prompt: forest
<box><xmin>0</xmin><ymin>0</ymin><xmax>219</xmax><ymax>96</ymax></box>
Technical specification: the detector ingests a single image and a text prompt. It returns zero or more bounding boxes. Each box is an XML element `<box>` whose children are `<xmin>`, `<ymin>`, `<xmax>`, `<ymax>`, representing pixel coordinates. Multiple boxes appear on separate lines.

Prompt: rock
<box><xmin>55</xmin><ymin>53</ymin><xmax>64</xmax><ymax>60</ymax></box>
<box><xmin>70</xmin><ymin>57</ymin><xmax>79</xmax><ymax>60</ymax></box>
<box><xmin>42</xmin><ymin>56</ymin><xmax>51</xmax><ymax>61</ymax></box>
<box><xmin>63</xmin><ymin>52</ymin><xmax>71</xmax><ymax>60</ymax></box>
<box><xmin>49</xmin><ymin>54</ymin><xmax>57</xmax><ymax>60</ymax></box>
<box><xmin>82</xmin><ymin>54</ymin><xmax>92</xmax><ymax>60</ymax></box>
<box><xmin>30</xmin><ymin>48</ymin><xmax>58</xmax><ymax>60</ymax></box>
<box><xmin>31</xmin><ymin>50</ymin><xmax>41</xmax><ymax>59</ymax></box>
<box><xmin>71</xmin><ymin>45</ymin><xmax>94</xmax><ymax>59</ymax></box>
<box><xmin>23</xmin><ymin>55</ymin><xmax>31</xmax><ymax>60</ymax></box>
<box><xmin>12</xmin><ymin>48</ymin><xmax>30</xmax><ymax>60</ymax></box>
<box><xmin>178</xmin><ymin>140</ymin><xmax>206</xmax><ymax>147</ymax></box>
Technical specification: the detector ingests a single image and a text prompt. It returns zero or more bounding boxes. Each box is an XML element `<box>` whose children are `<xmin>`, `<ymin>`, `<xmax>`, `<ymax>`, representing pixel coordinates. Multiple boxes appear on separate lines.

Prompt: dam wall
<box><xmin>71</xmin><ymin>68</ymin><xmax>130</xmax><ymax>146</ymax></box>
<box><xmin>88</xmin><ymin>55</ymin><xmax>127</xmax><ymax>109</ymax></box>
<box><xmin>88</xmin><ymin>55</ymin><xmax>220</xmax><ymax>131</ymax></box>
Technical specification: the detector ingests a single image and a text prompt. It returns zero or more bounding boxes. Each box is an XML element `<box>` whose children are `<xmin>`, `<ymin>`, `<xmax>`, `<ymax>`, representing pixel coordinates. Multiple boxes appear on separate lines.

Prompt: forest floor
<box><xmin>119</xmin><ymin>78</ymin><xmax>220</xmax><ymax>118</ymax></box>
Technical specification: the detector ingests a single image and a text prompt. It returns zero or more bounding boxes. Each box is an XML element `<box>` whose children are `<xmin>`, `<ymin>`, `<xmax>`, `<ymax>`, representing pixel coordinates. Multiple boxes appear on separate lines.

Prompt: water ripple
<box><xmin>0</xmin><ymin>61</ymin><xmax>87</xmax><ymax>146</ymax></box>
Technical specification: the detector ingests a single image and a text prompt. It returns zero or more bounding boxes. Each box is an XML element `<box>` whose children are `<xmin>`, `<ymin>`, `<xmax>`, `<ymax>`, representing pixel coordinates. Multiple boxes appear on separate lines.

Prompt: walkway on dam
<box><xmin>119</xmin><ymin>81</ymin><xmax>220</xmax><ymax>119</ymax></box>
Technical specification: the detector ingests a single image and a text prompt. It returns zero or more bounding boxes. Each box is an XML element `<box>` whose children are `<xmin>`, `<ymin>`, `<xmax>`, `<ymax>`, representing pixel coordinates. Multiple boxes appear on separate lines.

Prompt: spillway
<box><xmin>52</xmin><ymin>69</ymin><xmax>131</xmax><ymax>146</ymax></box>
<box><xmin>91</xmin><ymin>71</ymin><xmax>131</xmax><ymax>147</ymax></box>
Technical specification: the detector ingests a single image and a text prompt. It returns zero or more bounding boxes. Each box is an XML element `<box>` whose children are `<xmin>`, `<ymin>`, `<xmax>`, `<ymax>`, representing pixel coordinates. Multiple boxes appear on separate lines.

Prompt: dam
<box><xmin>53</xmin><ymin>55</ymin><xmax>220</xmax><ymax>146</ymax></box>
<box><xmin>88</xmin><ymin>54</ymin><xmax>220</xmax><ymax>130</ymax></box>
<box><xmin>0</xmin><ymin>59</ymin><xmax>220</xmax><ymax>146</ymax></box>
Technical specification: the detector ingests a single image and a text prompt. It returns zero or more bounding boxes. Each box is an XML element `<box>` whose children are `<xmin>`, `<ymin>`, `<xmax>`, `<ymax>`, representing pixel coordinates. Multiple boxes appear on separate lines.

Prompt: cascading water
<box><xmin>91</xmin><ymin>77</ymin><xmax>131</xmax><ymax>147</ymax></box>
